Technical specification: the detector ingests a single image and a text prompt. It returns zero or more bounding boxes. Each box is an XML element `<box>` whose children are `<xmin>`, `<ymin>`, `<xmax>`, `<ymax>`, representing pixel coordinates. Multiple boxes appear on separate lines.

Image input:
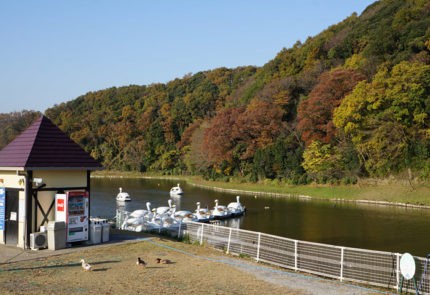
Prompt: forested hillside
<box><xmin>2</xmin><ymin>0</ymin><xmax>430</xmax><ymax>183</ymax></box>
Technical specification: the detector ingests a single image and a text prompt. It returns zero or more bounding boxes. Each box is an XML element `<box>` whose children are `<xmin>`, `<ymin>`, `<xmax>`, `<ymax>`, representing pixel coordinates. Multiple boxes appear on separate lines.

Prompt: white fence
<box><xmin>114</xmin><ymin>209</ymin><xmax>429</xmax><ymax>294</ymax></box>
<box><xmin>179</xmin><ymin>221</ymin><xmax>430</xmax><ymax>294</ymax></box>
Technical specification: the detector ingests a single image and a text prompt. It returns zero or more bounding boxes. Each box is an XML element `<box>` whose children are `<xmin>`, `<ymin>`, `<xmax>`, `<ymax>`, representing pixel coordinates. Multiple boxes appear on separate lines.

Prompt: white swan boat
<box><xmin>174</xmin><ymin>210</ymin><xmax>198</xmax><ymax>222</ymax></box>
<box><xmin>227</xmin><ymin>196</ymin><xmax>246</xmax><ymax>217</ymax></box>
<box><xmin>116</xmin><ymin>187</ymin><xmax>131</xmax><ymax>202</ymax></box>
<box><xmin>194</xmin><ymin>202</ymin><xmax>212</xmax><ymax>222</ymax></box>
<box><xmin>155</xmin><ymin>199</ymin><xmax>173</xmax><ymax>215</ymax></box>
<box><xmin>210</xmin><ymin>199</ymin><xmax>231</xmax><ymax>220</ymax></box>
<box><xmin>170</xmin><ymin>183</ymin><xmax>184</xmax><ymax>196</ymax></box>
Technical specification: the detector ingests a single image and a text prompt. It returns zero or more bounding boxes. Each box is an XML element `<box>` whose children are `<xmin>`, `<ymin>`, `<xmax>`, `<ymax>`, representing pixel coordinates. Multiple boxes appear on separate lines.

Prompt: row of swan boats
<box><xmin>120</xmin><ymin>196</ymin><xmax>246</xmax><ymax>232</ymax></box>
<box><xmin>116</xmin><ymin>184</ymin><xmax>184</xmax><ymax>202</ymax></box>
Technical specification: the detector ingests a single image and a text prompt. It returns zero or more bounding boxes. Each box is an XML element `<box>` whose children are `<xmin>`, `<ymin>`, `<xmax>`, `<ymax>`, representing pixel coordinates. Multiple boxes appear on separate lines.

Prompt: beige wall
<box><xmin>33</xmin><ymin>170</ymin><xmax>87</xmax><ymax>231</ymax></box>
<box><xmin>0</xmin><ymin>170</ymin><xmax>26</xmax><ymax>189</ymax></box>
<box><xmin>33</xmin><ymin>170</ymin><xmax>87</xmax><ymax>188</ymax></box>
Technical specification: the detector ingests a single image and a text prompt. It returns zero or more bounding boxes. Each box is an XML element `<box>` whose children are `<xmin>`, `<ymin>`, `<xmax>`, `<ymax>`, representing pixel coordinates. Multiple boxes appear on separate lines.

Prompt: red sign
<box><xmin>57</xmin><ymin>199</ymin><xmax>65</xmax><ymax>211</ymax></box>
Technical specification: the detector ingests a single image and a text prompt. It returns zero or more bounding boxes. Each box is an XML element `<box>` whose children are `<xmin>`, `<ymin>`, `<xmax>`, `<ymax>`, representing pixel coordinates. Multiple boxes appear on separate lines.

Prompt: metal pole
<box><xmin>227</xmin><ymin>228</ymin><xmax>232</xmax><ymax>254</ymax></box>
<box><xmin>200</xmin><ymin>223</ymin><xmax>204</xmax><ymax>245</ymax></box>
<box><xmin>396</xmin><ymin>253</ymin><xmax>400</xmax><ymax>290</ymax></box>
<box><xmin>294</xmin><ymin>240</ymin><xmax>298</xmax><ymax>271</ymax></box>
<box><xmin>340</xmin><ymin>247</ymin><xmax>344</xmax><ymax>282</ymax></box>
<box><xmin>256</xmin><ymin>233</ymin><xmax>261</xmax><ymax>262</ymax></box>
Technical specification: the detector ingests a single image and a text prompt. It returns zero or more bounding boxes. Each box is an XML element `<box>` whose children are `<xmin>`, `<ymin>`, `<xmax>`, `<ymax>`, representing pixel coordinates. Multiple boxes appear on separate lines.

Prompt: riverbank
<box><xmin>92</xmin><ymin>171</ymin><xmax>430</xmax><ymax>208</ymax></box>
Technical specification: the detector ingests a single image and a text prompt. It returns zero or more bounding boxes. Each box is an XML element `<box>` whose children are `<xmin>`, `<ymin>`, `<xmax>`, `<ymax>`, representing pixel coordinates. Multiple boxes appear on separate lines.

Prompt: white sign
<box><xmin>10</xmin><ymin>212</ymin><xmax>17</xmax><ymax>221</ymax></box>
<box><xmin>400</xmin><ymin>253</ymin><xmax>416</xmax><ymax>280</ymax></box>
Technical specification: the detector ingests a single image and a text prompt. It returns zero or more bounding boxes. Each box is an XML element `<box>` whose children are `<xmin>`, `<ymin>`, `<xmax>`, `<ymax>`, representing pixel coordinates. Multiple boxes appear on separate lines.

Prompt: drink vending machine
<box><xmin>55</xmin><ymin>191</ymin><xmax>89</xmax><ymax>242</ymax></box>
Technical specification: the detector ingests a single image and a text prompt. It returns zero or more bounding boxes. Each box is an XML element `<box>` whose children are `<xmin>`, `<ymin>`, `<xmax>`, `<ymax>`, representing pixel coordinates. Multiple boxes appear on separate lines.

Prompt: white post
<box><xmin>227</xmin><ymin>228</ymin><xmax>232</xmax><ymax>254</ymax></box>
<box><xmin>200</xmin><ymin>223</ymin><xmax>204</xmax><ymax>245</ymax></box>
<box><xmin>294</xmin><ymin>240</ymin><xmax>298</xmax><ymax>271</ymax></box>
<box><xmin>396</xmin><ymin>253</ymin><xmax>400</xmax><ymax>290</ymax></box>
<box><xmin>256</xmin><ymin>233</ymin><xmax>261</xmax><ymax>262</ymax></box>
<box><xmin>340</xmin><ymin>247</ymin><xmax>344</xmax><ymax>282</ymax></box>
<box><xmin>177</xmin><ymin>221</ymin><xmax>182</xmax><ymax>239</ymax></box>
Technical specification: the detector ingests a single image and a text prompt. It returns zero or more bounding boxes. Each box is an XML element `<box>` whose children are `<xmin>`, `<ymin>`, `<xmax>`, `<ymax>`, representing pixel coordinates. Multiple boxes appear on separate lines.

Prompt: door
<box><xmin>5</xmin><ymin>189</ymin><xmax>19</xmax><ymax>245</ymax></box>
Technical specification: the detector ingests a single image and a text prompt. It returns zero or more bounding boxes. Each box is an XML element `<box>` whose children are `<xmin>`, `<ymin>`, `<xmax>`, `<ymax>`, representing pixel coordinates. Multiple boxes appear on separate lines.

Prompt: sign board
<box><xmin>0</xmin><ymin>188</ymin><xmax>5</xmax><ymax>230</ymax></box>
<box><xmin>57</xmin><ymin>198</ymin><xmax>65</xmax><ymax>212</ymax></box>
<box><xmin>400</xmin><ymin>253</ymin><xmax>416</xmax><ymax>280</ymax></box>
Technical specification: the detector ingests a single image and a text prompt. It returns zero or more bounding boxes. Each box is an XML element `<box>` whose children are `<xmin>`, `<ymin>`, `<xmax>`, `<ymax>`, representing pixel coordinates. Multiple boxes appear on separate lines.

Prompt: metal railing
<box><xmin>115</xmin><ymin>210</ymin><xmax>430</xmax><ymax>294</ymax></box>
<box><xmin>179</xmin><ymin>221</ymin><xmax>430</xmax><ymax>294</ymax></box>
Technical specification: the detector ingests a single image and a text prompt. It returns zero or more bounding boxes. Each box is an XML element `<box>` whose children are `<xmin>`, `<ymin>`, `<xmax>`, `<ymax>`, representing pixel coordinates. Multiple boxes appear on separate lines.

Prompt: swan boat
<box><xmin>210</xmin><ymin>199</ymin><xmax>232</xmax><ymax>220</ymax></box>
<box><xmin>227</xmin><ymin>196</ymin><xmax>246</xmax><ymax>217</ymax></box>
<box><xmin>170</xmin><ymin>183</ymin><xmax>184</xmax><ymax>196</ymax></box>
<box><xmin>116</xmin><ymin>187</ymin><xmax>131</xmax><ymax>202</ymax></box>
<box><xmin>194</xmin><ymin>202</ymin><xmax>212</xmax><ymax>222</ymax></box>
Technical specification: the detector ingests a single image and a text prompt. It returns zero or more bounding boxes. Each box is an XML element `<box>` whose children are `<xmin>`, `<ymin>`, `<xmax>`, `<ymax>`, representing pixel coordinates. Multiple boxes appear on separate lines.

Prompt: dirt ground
<box><xmin>0</xmin><ymin>235</ymin><xmax>307</xmax><ymax>295</ymax></box>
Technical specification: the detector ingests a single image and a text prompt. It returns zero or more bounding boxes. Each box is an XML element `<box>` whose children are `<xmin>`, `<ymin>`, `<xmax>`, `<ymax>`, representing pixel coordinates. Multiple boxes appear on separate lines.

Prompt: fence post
<box><xmin>294</xmin><ymin>240</ymin><xmax>298</xmax><ymax>271</ymax></box>
<box><xmin>227</xmin><ymin>228</ymin><xmax>232</xmax><ymax>254</ymax></box>
<box><xmin>256</xmin><ymin>233</ymin><xmax>261</xmax><ymax>262</ymax></box>
<box><xmin>340</xmin><ymin>247</ymin><xmax>344</xmax><ymax>282</ymax></box>
<box><xmin>395</xmin><ymin>253</ymin><xmax>400</xmax><ymax>290</ymax></box>
<box><xmin>200</xmin><ymin>223</ymin><xmax>204</xmax><ymax>245</ymax></box>
<box><xmin>177</xmin><ymin>221</ymin><xmax>182</xmax><ymax>239</ymax></box>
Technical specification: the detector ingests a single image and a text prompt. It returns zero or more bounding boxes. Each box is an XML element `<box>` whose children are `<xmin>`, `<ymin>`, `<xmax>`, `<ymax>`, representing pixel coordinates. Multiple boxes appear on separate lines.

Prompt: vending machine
<box><xmin>55</xmin><ymin>191</ymin><xmax>89</xmax><ymax>242</ymax></box>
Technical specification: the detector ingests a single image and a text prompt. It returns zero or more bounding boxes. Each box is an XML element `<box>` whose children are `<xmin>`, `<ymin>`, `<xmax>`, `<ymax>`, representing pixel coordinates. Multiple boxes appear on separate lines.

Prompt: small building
<box><xmin>0</xmin><ymin>116</ymin><xmax>103</xmax><ymax>248</ymax></box>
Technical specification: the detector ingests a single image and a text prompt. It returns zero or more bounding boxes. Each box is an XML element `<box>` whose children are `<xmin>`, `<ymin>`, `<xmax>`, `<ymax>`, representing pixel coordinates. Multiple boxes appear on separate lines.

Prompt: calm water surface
<box><xmin>91</xmin><ymin>178</ymin><xmax>430</xmax><ymax>256</ymax></box>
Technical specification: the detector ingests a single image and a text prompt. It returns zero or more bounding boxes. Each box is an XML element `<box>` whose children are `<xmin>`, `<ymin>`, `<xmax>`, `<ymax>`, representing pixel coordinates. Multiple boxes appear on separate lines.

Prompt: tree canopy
<box><xmin>2</xmin><ymin>0</ymin><xmax>430</xmax><ymax>183</ymax></box>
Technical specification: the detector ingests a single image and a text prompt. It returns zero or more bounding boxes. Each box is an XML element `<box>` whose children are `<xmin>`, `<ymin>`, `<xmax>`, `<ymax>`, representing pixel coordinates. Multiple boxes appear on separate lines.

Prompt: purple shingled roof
<box><xmin>0</xmin><ymin>116</ymin><xmax>103</xmax><ymax>170</ymax></box>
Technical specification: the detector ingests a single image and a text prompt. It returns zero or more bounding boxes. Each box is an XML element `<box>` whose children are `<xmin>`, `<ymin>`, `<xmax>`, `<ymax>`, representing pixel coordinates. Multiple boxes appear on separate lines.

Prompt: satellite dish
<box><xmin>400</xmin><ymin>253</ymin><xmax>416</xmax><ymax>280</ymax></box>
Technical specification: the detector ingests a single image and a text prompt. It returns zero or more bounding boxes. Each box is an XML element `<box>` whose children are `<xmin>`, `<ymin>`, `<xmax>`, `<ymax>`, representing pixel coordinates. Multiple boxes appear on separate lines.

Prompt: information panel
<box><xmin>0</xmin><ymin>187</ymin><xmax>5</xmax><ymax>230</ymax></box>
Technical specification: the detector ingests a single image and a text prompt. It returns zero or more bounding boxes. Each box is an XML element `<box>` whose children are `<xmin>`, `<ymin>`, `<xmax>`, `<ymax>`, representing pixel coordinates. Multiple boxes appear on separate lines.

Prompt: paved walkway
<box><xmin>0</xmin><ymin>233</ymin><xmax>140</xmax><ymax>264</ymax></box>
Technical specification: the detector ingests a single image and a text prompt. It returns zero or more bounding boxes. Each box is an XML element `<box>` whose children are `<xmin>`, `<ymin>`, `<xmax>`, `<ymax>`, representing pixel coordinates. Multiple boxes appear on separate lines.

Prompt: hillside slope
<box><xmin>2</xmin><ymin>0</ymin><xmax>430</xmax><ymax>183</ymax></box>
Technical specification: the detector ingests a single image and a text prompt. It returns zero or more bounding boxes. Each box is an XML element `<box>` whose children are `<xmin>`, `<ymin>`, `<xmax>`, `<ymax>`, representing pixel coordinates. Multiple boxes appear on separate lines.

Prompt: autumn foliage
<box><xmin>297</xmin><ymin>69</ymin><xmax>365</xmax><ymax>146</ymax></box>
<box><xmin>2</xmin><ymin>0</ymin><xmax>430</xmax><ymax>182</ymax></box>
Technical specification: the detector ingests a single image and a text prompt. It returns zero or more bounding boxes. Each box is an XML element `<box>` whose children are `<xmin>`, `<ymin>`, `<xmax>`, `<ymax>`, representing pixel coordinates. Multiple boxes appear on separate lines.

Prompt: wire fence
<box><xmin>115</xmin><ymin>210</ymin><xmax>430</xmax><ymax>294</ymax></box>
<box><xmin>179</xmin><ymin>221</ymin><xmax>430</xmax><ymax>294</ymax></box>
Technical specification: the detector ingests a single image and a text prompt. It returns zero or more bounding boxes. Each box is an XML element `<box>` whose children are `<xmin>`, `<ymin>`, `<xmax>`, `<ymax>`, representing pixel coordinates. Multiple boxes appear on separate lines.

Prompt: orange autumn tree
<box><xmin>297</xmin><ymin>68</ymin><xmax>365</xmax><ymax>146</ymax></box>
<box><xmin>203</xmin><ymin>98</ymin><xmax>284</xmax><ymax>168</ymax></box>
<box><xmin>203</xmin><ymin>107</ymin><xmax>245</xmax><ymax>164</ymax></box>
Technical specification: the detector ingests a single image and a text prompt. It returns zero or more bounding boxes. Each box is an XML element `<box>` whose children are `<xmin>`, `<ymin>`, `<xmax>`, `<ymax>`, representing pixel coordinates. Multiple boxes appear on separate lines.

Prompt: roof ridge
<box><xmin>24</xmin><ymin>116</ymin><xmax>45</xmax><ymax>167</ymax></box>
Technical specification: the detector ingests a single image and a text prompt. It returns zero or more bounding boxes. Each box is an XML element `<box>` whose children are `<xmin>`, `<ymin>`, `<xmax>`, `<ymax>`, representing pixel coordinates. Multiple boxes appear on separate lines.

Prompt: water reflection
<box><xmin>91</xmin><ymin>177</ymin><xmax>430</xmax><ymax>256</ymax></box>
<box><xmin>217</xmin><ymin>215</ymin><xmax>245</xmax><ymax>229</ymax></box>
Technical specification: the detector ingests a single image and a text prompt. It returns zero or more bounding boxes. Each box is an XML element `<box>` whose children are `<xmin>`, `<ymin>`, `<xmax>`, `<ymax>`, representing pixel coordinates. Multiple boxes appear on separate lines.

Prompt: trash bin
<box><xmin>47</xmin><ymin>221</ymin><xmax>66</xmax><ymax>250</ymax></box>
<box><xmin>89</xmin><ymin>220</ymin><xmax>102</xmax><ymax>244</ymax></box>
<box><xmin>100</xmin><ymin>219</ymin><xmax>110</xmax><ymax>243</ymax></box>
<box><xmin>90</xmin><ymin>217</ymin><xmax>110</xmax><ymax>243</ymax></box>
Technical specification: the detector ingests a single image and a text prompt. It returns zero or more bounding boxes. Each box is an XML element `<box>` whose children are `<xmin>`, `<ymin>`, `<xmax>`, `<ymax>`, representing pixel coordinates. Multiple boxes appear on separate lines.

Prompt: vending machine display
<box><xmin>55</xmin><ymin>191</ymin><xmax>89</xmax><ymax>242</ymax></box>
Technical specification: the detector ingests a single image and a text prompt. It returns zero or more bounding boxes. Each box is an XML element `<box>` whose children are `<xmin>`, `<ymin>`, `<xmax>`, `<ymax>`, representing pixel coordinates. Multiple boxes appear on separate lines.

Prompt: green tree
<box><xmin>333</xmin><ymin>61</ymin><xmax>430</xmax><ymax>176</ymax></box>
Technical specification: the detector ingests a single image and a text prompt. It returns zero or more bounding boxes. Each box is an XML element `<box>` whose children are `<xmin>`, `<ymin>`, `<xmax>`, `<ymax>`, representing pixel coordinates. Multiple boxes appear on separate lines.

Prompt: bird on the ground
<box><xmin>136</xmin><ymin>257</ymin><xmax>146</xmax><ymax>267</ymax></box>
<box><xmin>80</xmin><ymin>259</ymin><xmax>92</xmax><ymax>271</ymax></box>
<box><xmin>160</xmin><ymin>259</ymin><xmax>171</xmax><ymax>264</ymax></box>
<box><xmin>155</xmin><ymin>258</ymin><xmax>161</xmax><ymax>263</ymax></box>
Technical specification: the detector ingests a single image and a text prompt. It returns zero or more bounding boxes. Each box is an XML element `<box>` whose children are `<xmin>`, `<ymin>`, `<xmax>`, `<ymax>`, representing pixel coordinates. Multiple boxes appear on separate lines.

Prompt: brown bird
<box><xmin>136</xmin><ymin>257</ymin><xmax>146</xmax><ymax>267</ymax></box>
<box><xmin>160</xmin><ymin>259</ymin><xmax>171</xmax><ymax>264</ymax></box>
<box><xmin>155</xmin><ymin>258</ymin><xmax>161</xmax><ymax>263</ymax></box>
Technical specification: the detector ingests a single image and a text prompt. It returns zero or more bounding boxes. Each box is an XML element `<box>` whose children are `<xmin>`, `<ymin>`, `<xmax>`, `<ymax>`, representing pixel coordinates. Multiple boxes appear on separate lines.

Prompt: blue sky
<box><xmin>0</xmin><ymin>0</ymin><xmax>375</xmax><ymax>113</ymax></box>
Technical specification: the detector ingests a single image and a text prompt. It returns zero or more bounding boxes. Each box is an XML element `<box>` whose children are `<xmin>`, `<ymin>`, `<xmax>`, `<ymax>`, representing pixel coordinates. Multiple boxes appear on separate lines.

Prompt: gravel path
<box><xmin>217</xmin><ymin>256</ymin><xmax>382</xmax><ymax>295</ymax></box>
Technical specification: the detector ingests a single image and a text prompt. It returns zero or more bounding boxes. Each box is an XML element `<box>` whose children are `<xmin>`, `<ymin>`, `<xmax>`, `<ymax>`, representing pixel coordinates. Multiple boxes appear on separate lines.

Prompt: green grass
<box><xmin>92</xmin><ymin>171</ymin><xmax>430</xmax><ymax>206</ymax></box>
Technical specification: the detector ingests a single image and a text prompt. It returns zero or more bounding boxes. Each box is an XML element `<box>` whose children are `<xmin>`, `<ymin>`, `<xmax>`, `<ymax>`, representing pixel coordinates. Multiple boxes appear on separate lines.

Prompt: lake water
<box><xmin>91</xmin><ymin>177</ymin><xmax>430</xmax><ymax>256</ymax></box>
